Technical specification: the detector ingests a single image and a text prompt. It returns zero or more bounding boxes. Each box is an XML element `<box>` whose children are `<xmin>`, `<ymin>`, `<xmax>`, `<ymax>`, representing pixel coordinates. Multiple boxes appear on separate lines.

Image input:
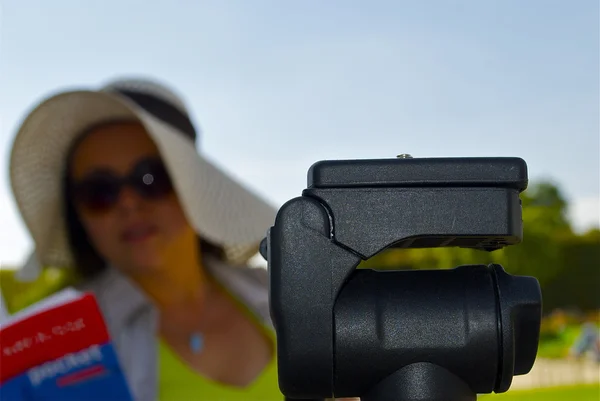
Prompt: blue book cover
<box><xmin>1</xmin><ymin>343</ymin><xmax>133</xmax><ymax>401</ymax></box>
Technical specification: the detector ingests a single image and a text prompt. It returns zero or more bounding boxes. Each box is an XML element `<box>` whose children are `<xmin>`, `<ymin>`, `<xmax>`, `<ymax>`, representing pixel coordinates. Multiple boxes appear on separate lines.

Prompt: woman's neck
<box><xmin>133</xmin><ymin>262</ymin><xmax>210</xmax><ymax>310</ymax></box>
<box><xmin>129</xmin><ymin>238</ymin><xmax>212</xmax><ymax>311</ymax></box>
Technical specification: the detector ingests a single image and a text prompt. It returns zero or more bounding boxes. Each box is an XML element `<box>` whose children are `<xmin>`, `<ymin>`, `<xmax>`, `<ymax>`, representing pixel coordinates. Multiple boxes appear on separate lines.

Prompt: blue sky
<box><xmin>0</xmin><ymin>0</ymin><xmax>598</xmax><ymax>266</ymax></box>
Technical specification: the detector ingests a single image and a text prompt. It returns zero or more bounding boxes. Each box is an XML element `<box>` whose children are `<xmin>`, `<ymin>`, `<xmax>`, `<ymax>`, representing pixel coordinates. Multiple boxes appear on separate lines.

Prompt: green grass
<box><xmin>480</xmin><ymin>384</ymin><xmax>599</xmax><ymax>400</ymax></box>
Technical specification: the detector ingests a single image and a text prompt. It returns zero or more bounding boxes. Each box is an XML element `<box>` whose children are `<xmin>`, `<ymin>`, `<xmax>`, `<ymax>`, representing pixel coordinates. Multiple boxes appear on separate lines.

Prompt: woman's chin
<box><xmin>119</xmin><ymin>253</ymin><xmax>165</xmax><ymax>276</ymax></box>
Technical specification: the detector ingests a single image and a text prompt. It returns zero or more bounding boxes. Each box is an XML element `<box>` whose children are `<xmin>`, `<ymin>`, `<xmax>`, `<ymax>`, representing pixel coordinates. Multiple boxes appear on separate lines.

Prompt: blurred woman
<box><xmin>8</xmin><ymin>77</ymin><xmax>281</xmax><ymax>400</ymax></box>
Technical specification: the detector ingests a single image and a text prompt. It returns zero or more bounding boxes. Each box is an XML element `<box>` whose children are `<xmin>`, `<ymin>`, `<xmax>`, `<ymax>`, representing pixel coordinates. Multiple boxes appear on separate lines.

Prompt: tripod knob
<box><xmin>493</xmin><ymin>264</ymin><xmax>542</xmax><ymax>392</ymax></box>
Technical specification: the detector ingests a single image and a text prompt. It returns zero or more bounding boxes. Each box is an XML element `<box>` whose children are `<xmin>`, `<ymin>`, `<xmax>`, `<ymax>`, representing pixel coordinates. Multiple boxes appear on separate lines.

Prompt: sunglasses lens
<box><xmin>131</xmin><ymin>159</ymin><xmax>173</xmax><ymax>198</ymax></box>
<box><xmin>73</xmin><ymin>175</ymin><xmax>120</xmax><ymax>212</ymax></box>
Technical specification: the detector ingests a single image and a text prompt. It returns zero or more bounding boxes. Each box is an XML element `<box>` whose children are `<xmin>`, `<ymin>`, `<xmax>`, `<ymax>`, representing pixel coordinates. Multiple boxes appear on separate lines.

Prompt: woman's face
<box><xmin>69</xmin><ymin>121</ymin><xmax>196</xmax><ymax>275</ymax></box>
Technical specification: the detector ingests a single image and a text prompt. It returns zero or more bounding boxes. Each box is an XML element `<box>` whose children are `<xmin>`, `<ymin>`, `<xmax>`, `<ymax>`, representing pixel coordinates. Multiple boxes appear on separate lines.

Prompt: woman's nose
<box><xmin>115</xmin><ymin>186</ymin><xmax>144</xmax><ymax>213</ymax></box>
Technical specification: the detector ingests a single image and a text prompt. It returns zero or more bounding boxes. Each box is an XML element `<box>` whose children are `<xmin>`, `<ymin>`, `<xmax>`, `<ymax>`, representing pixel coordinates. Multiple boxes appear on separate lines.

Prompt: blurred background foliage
<box><xmin>1</xmin><ymin>266</ymin><xmax>78</xmax><ymax>314</ymax></box>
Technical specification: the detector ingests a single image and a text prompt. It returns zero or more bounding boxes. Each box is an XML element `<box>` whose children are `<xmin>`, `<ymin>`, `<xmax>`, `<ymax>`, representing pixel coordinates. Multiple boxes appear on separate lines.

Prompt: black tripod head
<box><xmin>260</xmin><ymin>156</ymin><xmax>542</xmax><ymax>401</ymax></box>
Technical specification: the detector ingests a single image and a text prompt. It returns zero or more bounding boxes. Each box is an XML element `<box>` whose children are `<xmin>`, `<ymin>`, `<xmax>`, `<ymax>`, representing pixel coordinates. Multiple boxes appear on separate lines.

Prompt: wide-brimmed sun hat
<box><xmin>9</xmin><ymin>76</ymin><xmax>277</xmax><ymax>280</ymax></box>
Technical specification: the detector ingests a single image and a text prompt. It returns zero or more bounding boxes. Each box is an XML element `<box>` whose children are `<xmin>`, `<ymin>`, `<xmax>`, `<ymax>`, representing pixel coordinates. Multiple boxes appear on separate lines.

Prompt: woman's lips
<box><xmin>120</xmin><ymin>223</ymin><xmax>158</xmax><ymax>243</ymax></box>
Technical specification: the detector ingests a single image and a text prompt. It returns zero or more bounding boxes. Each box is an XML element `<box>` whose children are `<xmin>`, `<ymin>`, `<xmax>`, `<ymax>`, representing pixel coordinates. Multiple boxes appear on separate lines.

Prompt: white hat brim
<box><xmin>9</xmin><ymin>89</ymin><xmax>277</xmax><ymax>275</ymax></box>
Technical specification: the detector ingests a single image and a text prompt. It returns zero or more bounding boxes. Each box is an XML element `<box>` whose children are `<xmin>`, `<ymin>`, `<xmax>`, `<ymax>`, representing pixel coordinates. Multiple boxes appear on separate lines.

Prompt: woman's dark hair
<box><xmin>62</xmin><ymin>121</ymin><xmax>225</xmax><ymax>280</ymax></box>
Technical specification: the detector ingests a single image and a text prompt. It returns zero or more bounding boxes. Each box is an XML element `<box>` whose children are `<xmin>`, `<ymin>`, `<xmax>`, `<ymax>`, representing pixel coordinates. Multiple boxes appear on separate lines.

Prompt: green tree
<box><xmin>541</xmin><ymin>228</ymin><xmax>600</xmax><ymax>311</ymax></box>
<box><xmin>493</xmin><ymin>181</ymin><xmax>573</xmax><ymax>287</ymax></box>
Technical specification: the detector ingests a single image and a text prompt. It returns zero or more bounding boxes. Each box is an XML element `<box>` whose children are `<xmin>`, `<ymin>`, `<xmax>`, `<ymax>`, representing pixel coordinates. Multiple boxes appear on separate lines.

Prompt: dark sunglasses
<box><xmin>70</xmin><ymin>157</ymin><xmax>173</xmax><ymax>213</ymax></box>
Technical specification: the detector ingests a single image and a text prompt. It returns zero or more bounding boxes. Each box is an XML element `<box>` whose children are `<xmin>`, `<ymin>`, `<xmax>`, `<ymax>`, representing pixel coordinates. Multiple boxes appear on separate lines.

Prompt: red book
<box><xmin>0</xmin><ymin>289</ymin><xmax>110</xmax><ymax>384</ymax></box>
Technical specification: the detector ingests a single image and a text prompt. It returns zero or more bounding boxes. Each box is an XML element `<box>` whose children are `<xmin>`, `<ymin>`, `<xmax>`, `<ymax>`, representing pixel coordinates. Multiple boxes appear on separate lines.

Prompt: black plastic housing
<box><xmin>334</xmin><ymin>264</ymin><xmax>541</xmax><ymax>399</ymax></box>
<box><xmin>264</xmin><ymin>157</ymin><xmax>542</xmax><ymax>401</ymax></box>
<box><xmin>307</xmin><ymin>157</ymin><xmax>528</xmax><ymax>191</ymax></box>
